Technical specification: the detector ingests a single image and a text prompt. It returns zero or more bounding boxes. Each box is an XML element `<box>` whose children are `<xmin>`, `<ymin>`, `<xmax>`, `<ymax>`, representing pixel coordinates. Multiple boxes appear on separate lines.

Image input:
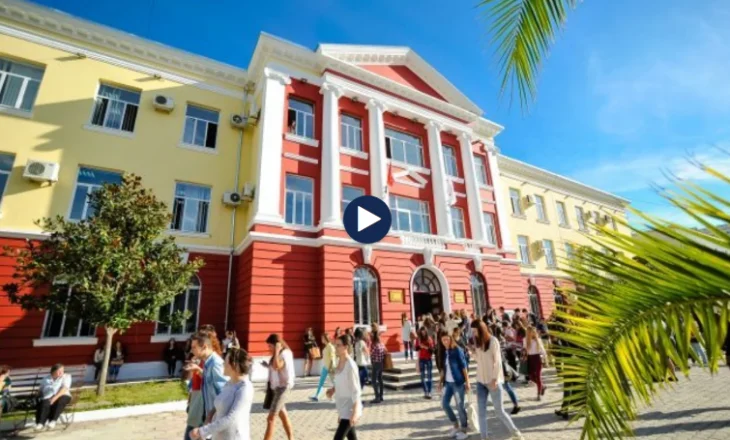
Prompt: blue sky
<box><xmin>32</xmin><ymin>0</ymin><xmax>730</xmax><ymax>227</ymax></box>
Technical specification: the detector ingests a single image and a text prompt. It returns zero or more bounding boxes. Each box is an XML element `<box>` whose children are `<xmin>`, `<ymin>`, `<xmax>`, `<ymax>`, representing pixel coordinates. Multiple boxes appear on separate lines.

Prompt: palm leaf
<box><xmin>555</xmin><ymin>168</ymin><xmax>730</xmax><ymax>439</ymax></box>
<box><xmin>478</xmin><ymin>0</ymin><xmax>579</xmax><ymax>111</ymax></box>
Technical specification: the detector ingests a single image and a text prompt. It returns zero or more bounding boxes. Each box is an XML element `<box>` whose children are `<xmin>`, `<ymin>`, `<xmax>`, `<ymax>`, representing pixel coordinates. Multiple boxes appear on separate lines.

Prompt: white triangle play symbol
<box><xmin>357</xmin><ymin>206</ymin><xmax>381</xmax><ymax>232</ymax></box>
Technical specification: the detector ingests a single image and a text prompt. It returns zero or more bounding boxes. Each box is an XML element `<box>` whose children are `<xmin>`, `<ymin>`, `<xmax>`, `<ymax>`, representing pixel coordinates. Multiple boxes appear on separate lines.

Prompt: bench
<box><xmin>0</xmin><ymin>365</ymin><xmax>87</xmax><ymax>433</ymax></box>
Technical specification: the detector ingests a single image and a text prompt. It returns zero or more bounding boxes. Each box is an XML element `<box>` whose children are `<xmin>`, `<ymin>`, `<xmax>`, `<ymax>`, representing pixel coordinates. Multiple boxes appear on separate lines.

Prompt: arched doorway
<box><xmin>411</xmin><ymin>268</ymin><xmax>443</xmax><ymax>319</ymax></box>
<box><xmin>353</xmin><ymin>266</ymin><xmax>380</xmax><ymax>326</ymax></box>
<box><xmin>528</xmin><ymin>284</ymin><xmax>542</xmax><ymax>319</ymax></box>
<box><xmin>470</xmin><ymin>273</ymin><xmax>489</xmax><ymax>318</ymax></box>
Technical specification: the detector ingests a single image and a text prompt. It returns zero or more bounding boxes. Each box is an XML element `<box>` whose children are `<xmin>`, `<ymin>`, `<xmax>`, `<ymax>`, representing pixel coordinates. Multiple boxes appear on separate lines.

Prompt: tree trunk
<box><xmin>96</xmin><ymin>327</ymin><xmax>117</xmax><ymax>396</ymax></box>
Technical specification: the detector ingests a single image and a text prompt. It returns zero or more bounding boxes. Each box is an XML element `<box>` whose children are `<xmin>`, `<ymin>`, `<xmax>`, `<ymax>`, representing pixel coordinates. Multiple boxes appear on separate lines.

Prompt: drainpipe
<box><xmin>224</xmin><ymin>82</ymin><xmax>254</xmax><ymax>331</ymax></box>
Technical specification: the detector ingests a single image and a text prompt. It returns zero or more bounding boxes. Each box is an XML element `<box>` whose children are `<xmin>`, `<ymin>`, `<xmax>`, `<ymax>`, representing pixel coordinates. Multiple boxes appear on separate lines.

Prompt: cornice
<box><xmin>0</xmin><ymin>0</ymin><xmax>248</xmax><ymax>87</ymax></box>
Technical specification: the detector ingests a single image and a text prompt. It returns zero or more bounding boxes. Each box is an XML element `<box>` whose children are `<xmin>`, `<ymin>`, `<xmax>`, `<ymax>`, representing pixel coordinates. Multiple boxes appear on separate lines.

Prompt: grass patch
<box><xmin>75</xmin><ymin>380</ymin><xmax>187</xmax><ymax>411</ymax></box>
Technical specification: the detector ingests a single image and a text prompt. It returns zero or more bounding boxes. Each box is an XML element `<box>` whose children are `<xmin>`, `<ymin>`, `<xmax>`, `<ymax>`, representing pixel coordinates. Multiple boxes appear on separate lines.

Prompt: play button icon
<box><xmin>343</xmin><ymin>195</ymin><xmax>391</xmax><ymax>244</ymax></box>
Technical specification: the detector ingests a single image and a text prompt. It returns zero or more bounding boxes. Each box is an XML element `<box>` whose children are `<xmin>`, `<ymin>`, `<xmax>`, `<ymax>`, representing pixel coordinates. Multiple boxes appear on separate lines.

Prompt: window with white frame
<box><xmin>556</xmin><ymin>201</ymin><xmax>569</xmax><ymax>227</ymax></box>
<box><xmin>342</xmin><ymin>185</ymin><xmax>365</xmax><ymax>214</ymax></box>
<box><xmin>385</xmin><ymin>128</ymin><xmax>424</xmax><ymax>167</ymax></box>
<box><xmin>575</xmin><ymin>206</ymin><xmax>587</xmax><ymax>231</ymax></box>
<box><xmin>509</xmin><ymin>188</ymin><xmax>523</xmax><ymax>215</ymax></box>
<box><xmin>390</xmin><ymin>194</ymin><xmax>431</xmax><ymax>234</ymax></box>
<box><xmin>610</xmin><ymin>215</ymin><xmax>618</xmax><ymax>231</ymax></box>
<box><xmin>543</xmin><ymin>239</ymin><xmax>556</xmax><ymax>267</ymax></box>
<box><xmin>0</xmin><ymin>153</ymin><xmax>14</xmax><ymax>206</ymax></box>
<box><xmin>0</xmin><ymin>57</ymin><xmax>44</xmax><ymax>112</ymax></box>
<box><xmin>90</xmin><ymin>84</ymin><xmax>140</xmax><ymax>133</ymax></box>
<box><xmin>474</xmin><ymin>155</ymin><xmax>489</xmax><ymax>186</ymax></box>
<box><xmin>69</xmin><ymin>167</ymin><xmax>123</xmax><ymax>221</ymax></box>
<box><xmin>354</xmin><ymin>267</ymin><xmax>380</xmax><ymax>326</ymax></box>
<box><xmin>517</xmin><ymin>235</ymin><xmax>531</xmax><ymax>265</ymax></box>
<box><xmin>565</xmin><ymin>243</ymin><xmax>575</xmax><ymax>260</ymax></box>
<box><xmin>285</xmin><ymin>174</ymin><xmax>314</xmax><ymax>226</ymax></box>
<box><xmin>483</xmin><ymin>212</ymin><xmax>497</xmax><ymax>245</ymax></box>
<box><xmin>183</xmin><ymin>105</ymin><xmax>219</xmax><ymax>149</ymax></box>
<box><xmin>443</xmin><ymin>145</ymin><xmax>459</xmax><ymax>177</ymax></box>
<box><xmin>171</xmin><ymin>183</ymin><xmax>211</xmax><ymax>233</ymax></box>
<box><xmin>470</xmin><ymin>273</ymin><xmax>489</xmax><ymax>318</ymax></box>
<box><xmin>287</xmin><ymin>97</ymin><xmax>314</xmax><ymax>139</ymax></box>
<box><xmin>340</xmin><ymin>114</ymin><xmax>363</xmax><ymax>151</ymax></box>
<box><xmin>156</xmin><ymin>276</ymin><xmax>201</xmax><ymax>335</ymax></box>
<box><xmin>451</xmin><ymin>207</ymin><xmax>466</xmax><ymax>239</ymax></box>
<box><xmin>535</xmin><ymin>195</ymin><xmax>548</xmax><ymax>222</ymax></box>
<box><xmin>42</xmin><ymin>286</ymin><xmax>96</xmax><ymax>338</ymax></box>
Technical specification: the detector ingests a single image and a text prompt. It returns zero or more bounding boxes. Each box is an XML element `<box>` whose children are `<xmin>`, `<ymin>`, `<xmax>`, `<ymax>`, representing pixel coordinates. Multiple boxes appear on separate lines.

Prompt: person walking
<box><xmin>186</xmin><ymin>332</ymin><xmax>228</xmax><ymax>426</ymax></box>
<box><xmin>414</xmin><ymin>326</ymin><xmax>434</xmax><ymax>399</ymax></box>
<box><xmin>523</xmin><ymin>326</ymin><xmax>546</xmax><ymax>400</ymax></box>
<box><xmin>93</xmin><ymin>344</ymin><xmax>105</xmax><ymax>382</ymax></box>
<box><xmin>369</xmin><ymin>332</ymin><xmax>386</xmax><ymax>404</ymax></box>
<box><xmin>190</xmin><ymin>348</ymin><xmax>254</xmax><ymax>440</ymax></box>
<box><xmin>492</xmin><ymin>326</ymin><xmax>521</xmax><ymax>414</ymax></box>
<box><xmin>438</xmin><ymin>330</ymin><xmax>471</xmax><ymax>440</ymax></box>
<box><xmin>401</xmin><ymin>313</ymin><xmax>414</xmax><ymax>362</ymax></box>
<box><xmin>303</xmin><ymin>328</ymin><xmax>317</xmax><ymax>377</ymax></box>
<box><xmin>222</xmin><ymin>330</ymin><xmax>240</xmax><ymax>356</ymax></box>
<box><xmin>109</xmin><ymin>340</ymin><xmax>126</xmax><ymax>383</ymax></box>
<box><xmin>263</xmin><ymin>334</ymin><xmax>295</xmax><ymax>440</ymax></box>
<box><xmin>164</xmin><ymin>338</ymin><xmax>180</xmax><ymax>378</ymax></box>
<box><xmin>311</xmin><ymin>333</ymin><xmax>337</xmax><ymax>401</ymax></box>
<box><xmin>471</xmin><ymin>320</ymin><xmax>525</xmax><ymax>440</ymax></box>
<box><xmin>326</xmin><ymin>334</ymin><xmax>363</xmax><ymax>440</ymax></box>
<box><xmin>353</xmin><ymin>328</ymin><xmax>370</xmax><ymax>390</ymax></box>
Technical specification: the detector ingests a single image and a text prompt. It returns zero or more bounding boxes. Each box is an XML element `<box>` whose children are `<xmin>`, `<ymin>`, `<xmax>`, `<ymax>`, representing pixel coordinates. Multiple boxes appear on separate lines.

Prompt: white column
<box><xmin>319</xmin><ymin>82</ymin><xmax>345</xmax><ymax>227</ymax></box>
<box><xmin>459</xmin><ymin>132</ymin><xmax>485</xmax><ymax>243</ymax></box>
<box><xmin>367</xmin><ymin>99</ymin><xmax>388</xmax><ymax>202</ymax></box>
<box><xmin>486</xmin><ymin>145</ymin><xmax>514</xmax><ymax>251</ymax></box>
<box><xmin>426</xmin><ymin>121</ymin><xmax>453</xmax><ymax>237</ymax></box>
<box><xmin>252</xmin><ymin>67</ymin><xmax>290</xmax><ymax>224</ymax></box>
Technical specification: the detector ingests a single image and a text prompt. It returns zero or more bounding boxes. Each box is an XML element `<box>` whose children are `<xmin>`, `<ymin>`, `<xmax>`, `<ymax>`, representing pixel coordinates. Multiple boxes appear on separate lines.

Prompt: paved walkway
<box><xmin>16</xmin><ymin>367</ymin><xmax>730</xmax><ymax>440</ymax></box>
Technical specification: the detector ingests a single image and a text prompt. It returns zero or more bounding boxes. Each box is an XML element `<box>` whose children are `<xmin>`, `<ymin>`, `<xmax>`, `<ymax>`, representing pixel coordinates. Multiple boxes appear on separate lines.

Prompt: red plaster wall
<box><xmin>360</xmin><ymin>65</ymin><xmax>446</xmax><ymax>101</ymax></box>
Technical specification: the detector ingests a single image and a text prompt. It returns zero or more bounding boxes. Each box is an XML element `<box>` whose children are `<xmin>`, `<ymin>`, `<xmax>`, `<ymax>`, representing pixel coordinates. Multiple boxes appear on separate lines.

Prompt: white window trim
<box><xmin>535</xmin><ymin>195</ymin><xmax>548</xmax><ymax>222</ymax></box>
<box><xmin>390</xmin><ymin>194</ymin><xmax>432</xmax><ymax>234</ymax></box>
<box><xmin>451</xmin><ymin>207</ymin><xmax>466</xmax><ymax>239</ymax></box>
<box><xmin>340</xmin><ymin>147</ymin><xmax>368</xmax><ymax>160</ymax></box>
<box><xmin>509</xmin><ymin>188</ymin><xmax>523</xmax><ymax>215</ymax></box>
<box><xmin>385</xmin><ymin>129</ymin><xmax>425</xmax><ymax>169</ymax></box>
<box><xmin>543</xmin><ymin>239</ymin><xmax>557</xmax><ymax>268</ymax></box>
<box><xmin>443</xmin><ymin>145</ymin><xmax>459</xmax><ymax>178</ymax></box>
<box><xmin>0</xmin><ymin>65</ymin><xmax>43</xmax><ymax>113</ymax></box>
<box><xmin>340</xmin><ymin>115</ymin><xmax>364</xmax><ymax>152</ymax></box>
<box><xmin>474</xmin><ymin>155</ymin><xmax>489</xmax><ymax>187</ymax></box>
<box><xmin>288</xmin><ymin>99</ymin><xmax>316</xmax><ymax>140</ymax></box>
<box><xmin>67</xmin><ymin>167</ymin><xmax>123</xmax><ymax>221</ymax></box>
<box><xmin>0</xmin><ymin>153</ymin><xmax>15</xmax><ymax>213</ymax></box>
<box><xmin>284</xmin><ymin>132</ymin><xmax>320</xmax><ymax>147</ymax></box>
<box><xmin>171</xmin><ymin>182</ymin><xmax>212</xmax><ymax>234</ymax></box>
<box><xmin>83</xmin><ymin>123</ymin><xmax>135</xmax><ymax>139</ymax></box>
<box><xmin>576</xmin><ymin>207</ymin><xmax>588</xmax><ymax>232</ymax></box>
<box><xmin>181</xmin><ymin>105</ymin><xmax>220</xmax><ymax>150</ymax></box>
<box><xmin>340</xmin><ymin>165</ymin><xmax>369</xmax><ymax>176</ymax></box>
<box><xmin>483</xmin><ymin>212</ymin><xmax>497</xmax><ymax>246</ymax></box>
<box><xmin>33</xmin><ymin>337</ymin><xmax>98</xmax><ymax>347</ymax></box>
<box><xmin>517</xmin><ymin>235</ymin><xmax>531</xmax><ymax>265</ymax></box>
<box><xmin>353</xmin><ymin>267</ymin><xmax>380</xmax><ymax>326</ymax></box>
<box><xmin>342</xmin><ymin>185</ymin><xmax>365</xmax><ymax>213</ymax></box>
<box><xmin>448</xmin><ymin>176</ymin><xmax>465</xmax><ymax>185</ymax></box>
<box><xmin>178</xmin><ymin>142</ymin><xmax>220</xmax><ymax>155</ymax></box>
<box><xmin>386</xmin><ymin>160</ymin><xmax>431</xmax><ymax>176</ymax></box>
<box><xmin>285</xmin><ymin>174</ymin><xmax>315</xmax><ymax>226</ymax></box>
<box><xmin>556</xmin><ymin>202</ymin><xmax>570</xmax><ymax>228</ymax></box>
<box><xmin>283</xmin><ymin>152</ymin><xmax>319</xmax><ymax>164</ymax></box>
<box><xmin>479</xmin><ymin>183</ymin><xmax>494</xmax><ymax>191</ymax></box>
<box><xmin>38</xmin><ymin>286</ymin><xmax>97</xmax><ymax>341</ymax></box>
<box><xmin>0</xmin><ymin>106</ymin><xmax>33</xmax><ymax>119</ymax></box>
<box><xmin>88</xmin><ymin>83</ymin><xmax>140</xmax><ymax>134</ymax></box>
<box><xmin>154</xmin><ymin>279</ymin><xmax>201</xmax><ymax>337</ymax></box>
<box><xmin>167</xmin><ymin>230</ymin><xmax>211</xmax><ymax>238</ymax></box>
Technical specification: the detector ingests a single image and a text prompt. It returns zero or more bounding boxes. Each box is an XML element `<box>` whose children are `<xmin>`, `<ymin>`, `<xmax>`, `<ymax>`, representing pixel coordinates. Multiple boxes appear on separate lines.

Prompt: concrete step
<box><xmin>383</xmin><ymin>371</ymin><xmax>478</xmax><ymax>390</ymax></box>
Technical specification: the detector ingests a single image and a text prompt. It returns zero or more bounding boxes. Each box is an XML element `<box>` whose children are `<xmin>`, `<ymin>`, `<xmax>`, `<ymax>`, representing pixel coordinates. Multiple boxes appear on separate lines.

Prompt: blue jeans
<box><xmin>442</xmin><ymin>382</ymin><xmax>467</xmax><ymax>428</ymax></box>
<box><xmin>476</xmin><ymin>383</ymin><xmax>519</xmax><ymax>439</ymax></box>
<box><xmin>312</xmin><ymin>367</ymin><xmax>332</xmax><ymax>399</ymax></box>
<box><xmin>691</xmin><ymin>342</ymin><xmax>708</xmax><ymax>366</ymax></box>
<box><xmin>358</xmin><ymin>366</ymin><xmax>368</xmax><ymax>390</ymax></box>
<box><xmin>503</xmin><ymin>380</ymin><xmax>519</xmax><ymax>406</ymax></box>
<box><xmin>109</xmin><ymin>364</ymin><xmax>121</xmax><ymax>377</ymax></box>
<box><xmin>419</xmin><ymin>359</ymin><xmax>433</xmax><ymax>394</ymax></box>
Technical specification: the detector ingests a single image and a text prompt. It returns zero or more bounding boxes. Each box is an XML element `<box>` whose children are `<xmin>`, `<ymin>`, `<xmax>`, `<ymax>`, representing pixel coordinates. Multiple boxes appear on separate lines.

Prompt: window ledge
<box><xmin>448</xmin><ymin>176</ymin><xmax>465</xmax><ymax>184</ymax></box>
<box><xmin>83</xmin><ymin>124</ymin><xmax>135</xmax><ymax>139</ymax></box>
<box><xmin>537</xmin><ymin>219</ymin><xmax>550</xmax><ymax>225</ymax></box>
<box><xmin>340</xmin><ymin>147</ymin><xmax>368</xmax><ymax>159</ymax></box>
<box><xmin>179</xmin><ymin>143</ymin><xmax>219</xmax><ymax>155</ymax></box>
<box><xmin>0</xmin><ymin>106</ymin><xmax>33</xmax><ymax>119</ymax></box>
<box><xmin>282</xmin><ymin>224</ymin><xmax>318</xmax><ymax>232</ymax></box>
<box><xmin>354</xmin><ymin>324</ymin><xmax>387</xmax><ymax>332</ymax></box>
<box><xmin>520</xmin><ymin>264</ymin><xmax>536</xmax><ymax>269</ymax></box>
<box><xmin>511</xmin><ymin>214</ymin><xmax>527</xmax><ymax>220</ymax></box>
<box><xmin>33</xmin><ymin>337</ymin><xmax>98</xmax><ymax>347</ymax></box>
<box><xmin>150</xmin><ymin>333</ymin><xmax>192</xmax><ymax>344</ymax></box>
<box><xmin>167</xmin><ymin>230</ymin><xmax>211</xmax><ymax>238</ymax></box>
<box><xmin>284</xmin><ymin>133</ymin><xmax>319</xmax><ymax>147</ymax></box>
<box><xmin>479</xmin><ymin>184</ymin><xmax>494</xmax><ymax>191</ymax></box>
<box><xmin>387</xmin><ymin>160</ymin><xmax>431</xmax><ymax>175</ymax></box>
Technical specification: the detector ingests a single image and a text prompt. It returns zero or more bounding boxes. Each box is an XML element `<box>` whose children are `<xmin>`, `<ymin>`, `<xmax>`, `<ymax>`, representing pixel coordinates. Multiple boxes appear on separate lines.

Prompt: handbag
<box><xmin>519</xmin><ymin>359</ymin><xmax>529</xmax><ymax>376</ymax></box>
<box><xmin>262</xmin><ymin>382</ymin><xmax>273</xmax><ymax>410</ymax></box>
<box><xmin>309</xmin><ymin>346</ymin><xmax>322</xmax><ymax>360</ymax></box>
<box><xmin>465</xmin><ymin>392</ymin><xmax>480</xmax><ymax>432</ymax></box>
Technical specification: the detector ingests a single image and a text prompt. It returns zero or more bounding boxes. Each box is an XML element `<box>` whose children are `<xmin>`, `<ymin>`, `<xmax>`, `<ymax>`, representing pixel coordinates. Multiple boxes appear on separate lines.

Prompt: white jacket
<box><xmin>474</xmin><ymin>337</ymin><xmax>504</xmax><ymax>385</ymax></box>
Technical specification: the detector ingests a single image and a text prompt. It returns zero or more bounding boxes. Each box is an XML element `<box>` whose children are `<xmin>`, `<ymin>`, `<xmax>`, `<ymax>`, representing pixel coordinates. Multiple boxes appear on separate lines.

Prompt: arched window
<box><xmin>470</xmin><ymin>274</ymin><xmax>489</xmax><ymax>318</ymax></box>
<box><xmin>156</xmin><ymin>275</ymin><xmax>201</xmax><ymax>335</ymax></box>
<box><xmin>412</xmin><ymin>268</ymin><xmax>444</xmax><ymax>318</ymax></box>
<box><xmin>354</xmin><ymin>267</ymin><xmax>379</xmax><ymax>326</ymax></box>
<box><xmin>528</xmin><ymin>285</ymin><xmax>542</xmax><ymax>319</ymax></box>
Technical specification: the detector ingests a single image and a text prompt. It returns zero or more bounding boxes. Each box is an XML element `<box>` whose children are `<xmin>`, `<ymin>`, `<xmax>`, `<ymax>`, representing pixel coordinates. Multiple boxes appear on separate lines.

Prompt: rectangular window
<box><xmin>287</xmin><ymin>97</ymin><xmax>314</xmax><ymax>139</ymax></box>
<box><xmin>340</xmin><ymin>114</ymin><xmax>363</xmax><ymax>151</ymax></box>
<box><xmin>69</xmin><ymin>167</ymin><xmax>123</xmax><ymax>221</ymax></box>
<box><xmin>450</xmin><ymin>207</ymin><xmax>466</xmax><ymax>239</ymax></box>
<box><xmin>565</xmin><ymin>243</ymin><xmax>575</xmax><ymax>260</ymax></box>
<box><xmin>543</xmin><ymin>239</ymin><xmax>556</xmax><ymax>267</ymax></box>
<box><xmin>385</xmin><ymin>128</ymin><xmax>424</xmax><ymax>168</ymax></box>
<box><xmin>342</xmin><ymin>185</ymin><xmax>365</xmax><ymax>214</ymax></box>
<box><xmin>156</xmin><ymin>280</ymin><xmax>200</xmax><ymax>335</ymax></box>
<box><xmin>556</xmin><ymin>201</ymin><xmax>569</xmax><ymax>227</ymax></box>
<box><xmin>183</xmin><ymin>105</ymin><xmax>219</xmax><ymax>149</ymax></box>
<box><xmin>509</xmin><ymin>188</ymin><xmax>522</xmax><ymax>215</ymax></box>
<box><xmin>535</xmin><ymin>195</ymin><xmax>548</xmax><ymax>222</ymax></box>
<box><xmin>90</xmin><ymin>84</ymin><xmax>140</xmax><ymax>133</ymax></box>
<box><xmin>389</xmin><ymin>194</ymin><xmax>431</xmax><ymax>234</ymax></box>
<box><xmin>443</xmin><ymin>145</ymin><xmax>459</xmax><ymax>177</ymax></box>
<box><xmin>610</xmin><ymin>216</ymin><xmax>618</xmax><ymax>231</ymax></box>
<box><xmin>0</xmin><ymin>57</ymin><xmax>44</xmax><ymax>112</ymax></box>
<box><xmin>42</xmin><ymin>286</ymin><xmax>96</xmax><ymax>338</ymax></box>
<box><xmin>285</xmin><ymin>174</ymin><xmax>314</xmax><ymax>226</ymax></box>
<box><xmin>474</xmin><ymin>155</ymin><xmax>489</xmax><ymax>186</ymax></box>
<box><xmin>0</xmin><ymin>153</ymin><xmax>14</xmax><ymax>206</ymax></box>
<box><xmin>483</xmin><ymin>212</ymin><xmax>497</xmax><ymax>245</ymax></box>
<box><xmin>517</xmin><ymin>235</ymin><xmax>531</xmax><ymax>265</ymax></box>
<box><xmin>576</xmin><ymin>206</ymin><xmax>587</xmax><ymax>231</ymax></box>
<box><xmin>171</xmin><ymin>183</ymin><xmax>211</xmax><ymax>233</ymax></box>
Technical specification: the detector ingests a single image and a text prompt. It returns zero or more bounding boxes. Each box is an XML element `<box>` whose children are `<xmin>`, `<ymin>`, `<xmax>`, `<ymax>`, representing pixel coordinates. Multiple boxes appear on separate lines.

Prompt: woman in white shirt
<box><xmin>353</xmin><ymin>328</ymin><xmax>370</xmax><ymax>389</ymax></box>
<box><xmin>523</xmin><ymin>326</ymin><xmax>547</xmax><ymax>401</ymax></box>
<box><xmin>190</xmin><ymin>348</ymin><xmax>254</xmax><ymax>440</ymax></box>
<box><xmin>263</xmin><ymin>334</ymin><xmax>295</xmax><ymax>440</ymax></box>
<box><xmin>471</xmin><ymin>320</ymin><xmax>524</xmax><ymax>440</ymax></box>
<box><xmin>401</xmin><ymin>313</ymin><xmax>414</xmax><ymax>361</ymax></box>
<box><xmin>326</xmin><ymin>334</ymin><xmax>362</xmax><ymax>440</ymax></box>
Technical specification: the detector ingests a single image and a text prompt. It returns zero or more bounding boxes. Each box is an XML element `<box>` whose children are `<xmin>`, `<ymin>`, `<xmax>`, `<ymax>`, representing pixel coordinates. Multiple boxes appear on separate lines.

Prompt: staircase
<box><xmin>383</xmin><ymin>361</ymin><xmax>478</xmax><ymax>390</ymax></box>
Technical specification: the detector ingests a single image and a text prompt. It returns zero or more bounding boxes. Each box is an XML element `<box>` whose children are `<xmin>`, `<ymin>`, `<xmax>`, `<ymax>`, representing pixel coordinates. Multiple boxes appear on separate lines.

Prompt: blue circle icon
<box><xmin>343</xmin><ymin>195</ymin><xmax>392</xmax><ymax>244</ymax></box>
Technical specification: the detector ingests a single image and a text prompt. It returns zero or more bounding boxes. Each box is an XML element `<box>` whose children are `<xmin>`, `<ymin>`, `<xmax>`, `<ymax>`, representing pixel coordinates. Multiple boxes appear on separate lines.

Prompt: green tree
<box><xmin>3</xmin><ymin>174</ymin><xmax>203</xmax><ymax>396</ymax></box>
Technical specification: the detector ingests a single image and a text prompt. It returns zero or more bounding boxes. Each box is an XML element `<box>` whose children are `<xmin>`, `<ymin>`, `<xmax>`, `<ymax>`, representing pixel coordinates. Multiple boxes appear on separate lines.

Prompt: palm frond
<box><xmin>478</xmin><ymin>0</ymin><xmax>578</xmax><ymax>111</ymax></box>
<box><xmin>555</xmin><ymin>168</ymin><xmax>730</xmax><ymax>439</ymax></box>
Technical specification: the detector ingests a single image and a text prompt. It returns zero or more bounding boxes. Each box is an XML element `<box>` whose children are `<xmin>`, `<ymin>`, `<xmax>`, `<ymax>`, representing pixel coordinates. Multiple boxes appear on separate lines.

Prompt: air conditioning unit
<box><xmin>525</xmin><ymin>195</ymin><xmax>535</xmax><ymax>204</ymax></box>
<box><xmin>23</xmin><ymin>160</ymin><xmax>59</xmax><ymax>182</ymax></box>
<box><xmin>241</xmin><ymin>183</ymin><xmax>255</xmax><ymax>202</ymax></box>
<box><xmin>153</xmin><ymin>95</ymin><xmax>174</xmax><ymax>112</ymax></box>
<box><xmin>223</xmin><ymin>191</ymin><xmax>242</xmax><ymax>207</ymax></box>
<box><xmin>230</xmin><ymin>114</ymin><xmax>247</xmax><ymax>129</ymax></box>
<box><xmin>532</xmin><ymin>240</ymin><xmax>544</xmax><ymax>255</ymax></box>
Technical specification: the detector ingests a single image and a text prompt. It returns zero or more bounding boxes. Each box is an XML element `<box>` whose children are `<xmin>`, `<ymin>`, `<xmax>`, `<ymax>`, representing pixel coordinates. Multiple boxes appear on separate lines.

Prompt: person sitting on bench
<box><xmin>35</xmin><ymin>363</ymin><xmax>72</xmax><ymax>431</ymax></box>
